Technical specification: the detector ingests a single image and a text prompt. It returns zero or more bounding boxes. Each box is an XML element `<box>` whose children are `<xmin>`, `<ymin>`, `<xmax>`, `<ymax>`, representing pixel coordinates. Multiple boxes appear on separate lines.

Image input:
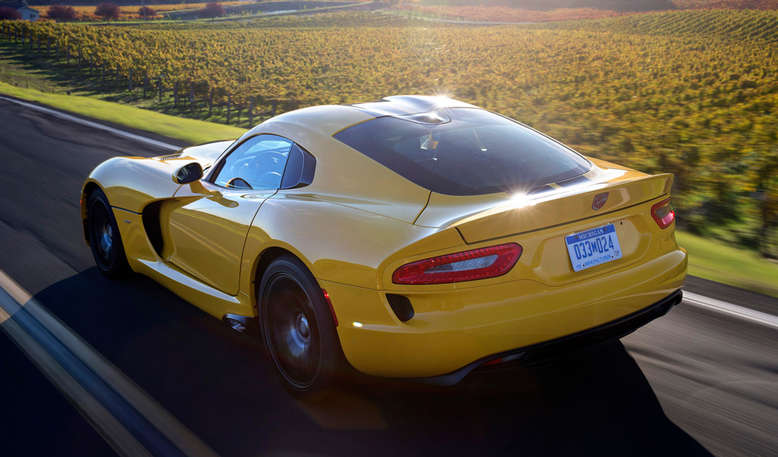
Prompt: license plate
<box><xmin>565</xmin><ymin>223</ymin><xmax>622</xmax><ymax>272</ymax></box>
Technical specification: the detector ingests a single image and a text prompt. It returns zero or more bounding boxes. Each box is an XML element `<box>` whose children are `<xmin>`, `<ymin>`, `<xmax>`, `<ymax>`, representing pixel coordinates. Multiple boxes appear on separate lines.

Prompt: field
<box><xmin>396</xmin><ymin>0</ymin><xmax>778</xmax><ymax>23</ymax></box>
<box><xmin>543</xmin><ymin>8</ymin><xmax>778</xmax><ymax>41</ymax></box>
<box><xmin>28</xmin><ymin>0</ymin><xmax>369</xmax><ymax>21</ymax></box>
<box><xmin>29</xmin><ymin>1</ymin><xmax>253</xmax><ymax>20</ymax></box>
<box><xmin>393</xmin><ymin>5</ymin><xmax>626</xmax><ymax>22</ymax></box>
<box><xmin>0</xmin><ymin>9</ymin><xmax>776</xmax><ymax>259</ymax></box>
<box><xmin>673</xmin><ymin>0</ymin><xmax>778</xmax><ymax>8</ymax></box>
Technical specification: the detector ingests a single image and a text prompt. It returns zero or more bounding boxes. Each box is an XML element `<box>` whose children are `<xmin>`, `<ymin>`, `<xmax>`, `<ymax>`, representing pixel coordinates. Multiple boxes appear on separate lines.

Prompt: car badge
<box><xmin>592</xmin><ymin>192</ymin><xmax>609</xmax><ymax>210</ymax></box>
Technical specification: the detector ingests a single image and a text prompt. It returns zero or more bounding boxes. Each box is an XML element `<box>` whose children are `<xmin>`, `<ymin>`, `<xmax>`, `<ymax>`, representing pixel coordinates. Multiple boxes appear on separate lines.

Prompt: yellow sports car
<box><xmin>81</xmin><ymin>95</ymin><xmax>687</xmax><ymax>392</ymax></box>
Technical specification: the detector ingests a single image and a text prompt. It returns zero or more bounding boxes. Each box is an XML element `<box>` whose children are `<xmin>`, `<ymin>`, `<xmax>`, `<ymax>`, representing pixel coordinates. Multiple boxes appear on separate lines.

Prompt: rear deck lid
<box><xmin>417</xmin><ymin>167</ymin><xmax>673</xmax><ymax>243</ymax></box>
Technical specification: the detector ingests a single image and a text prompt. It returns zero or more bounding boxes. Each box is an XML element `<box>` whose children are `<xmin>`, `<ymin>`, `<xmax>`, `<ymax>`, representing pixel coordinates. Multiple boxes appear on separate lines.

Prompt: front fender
<box><xmin>83</xmin><ymin>156</ymin><xmax>190</xmax><ymax>213</ymax></box>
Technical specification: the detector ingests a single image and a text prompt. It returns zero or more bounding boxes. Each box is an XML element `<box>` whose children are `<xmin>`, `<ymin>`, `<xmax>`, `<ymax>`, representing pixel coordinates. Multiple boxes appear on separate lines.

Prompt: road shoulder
<box><xmin>684</xmin><ymin>275</ymin><xmax>778</xmax><ymax>316</ymax></box>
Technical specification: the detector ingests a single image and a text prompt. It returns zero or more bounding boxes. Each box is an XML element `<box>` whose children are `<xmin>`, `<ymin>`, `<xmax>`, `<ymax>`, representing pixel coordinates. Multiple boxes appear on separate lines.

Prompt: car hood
<box><xmin>157</xmin><ymin>140</ymin><xmax>235</xmax><ymax>170</ymax></box>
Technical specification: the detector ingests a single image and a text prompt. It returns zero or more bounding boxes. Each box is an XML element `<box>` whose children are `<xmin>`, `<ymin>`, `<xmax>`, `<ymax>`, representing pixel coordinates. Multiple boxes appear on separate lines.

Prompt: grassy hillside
<box><xmin>0</xmin><ymin>81</ymin><xmax>244</xmax><ymax>144</ymax></box>
<box><xmin>673</xmin><ymin>0</ymin><xmax>778</xmax><ymax>9</ymax></box>
<box><xmin>412</xmin><ymin>0</ymin><xmax>778</xmax><ymax>9</ymax></box>
<box><xmin>413</xmin><ymin>0</ymin><xmax>676</xmax><ymax>10</ymax></box>
<box><xmin>400</xmin><ymin>0</ymin><xmax>778</xmax><ymax>23</ymax></box>
<box><xmin>546</xmin><ymin>8</ymin><xmax>778</xmax><ymax>41</ymax></box>
<box><xmin>1</xmin><ymin>10</ymin><xmax>776</xmax><ymax>258</ymax></box>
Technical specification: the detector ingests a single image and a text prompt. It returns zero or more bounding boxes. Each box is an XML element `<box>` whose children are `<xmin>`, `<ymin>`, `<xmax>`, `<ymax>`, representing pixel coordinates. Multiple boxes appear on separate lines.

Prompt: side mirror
<box><xmin>173</xmin><ymin>162</ymin><xmax>203</xmax><ymax>184</ymax></box>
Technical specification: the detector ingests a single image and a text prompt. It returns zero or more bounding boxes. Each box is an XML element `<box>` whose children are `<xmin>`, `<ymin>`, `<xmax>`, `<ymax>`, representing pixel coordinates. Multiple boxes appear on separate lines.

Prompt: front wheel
<box><xmin>259</xmin><ymin>255</ymin><xmax>347</xmax><ymax>393</ymax></box>
<box><xmin>86</xmin><ymin>189</ymin><xmax>130</xmax><ymax>278</ymax></box>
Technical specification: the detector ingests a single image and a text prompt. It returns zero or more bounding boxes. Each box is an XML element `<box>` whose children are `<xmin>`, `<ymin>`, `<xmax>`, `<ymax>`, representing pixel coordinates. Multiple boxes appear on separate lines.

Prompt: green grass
<box><xmin>0</xmin><ymin>81</ymin><xmax>245</xmax><ymax>144</ymax></box>
<box><xmin>677</xmin><ymin>231</ymin><xmax>778</xmax><ymax>298</ymax></box>
<box><xmin>0</xmin><ymin>53</ymin><xmax>63</xmax><ymax>93</ymax></box>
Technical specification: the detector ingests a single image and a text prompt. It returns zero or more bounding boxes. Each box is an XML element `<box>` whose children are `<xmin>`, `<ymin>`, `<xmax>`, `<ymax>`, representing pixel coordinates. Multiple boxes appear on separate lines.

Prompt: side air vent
<box><xmin>386</xmin><ymin>294</ymin><xmax>415</xmax><ymax>322</ymax></box>
<box><xmin>142</xmin><ymin>201</ymin><xmax>164</xmax><ymax>257</ymax></box>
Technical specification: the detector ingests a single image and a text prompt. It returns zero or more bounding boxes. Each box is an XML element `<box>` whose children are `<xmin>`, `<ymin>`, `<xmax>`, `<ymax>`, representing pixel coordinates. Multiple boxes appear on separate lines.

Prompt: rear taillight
<box><xmin>651</xmin><ymin>197</ymin><xmax>675</xmax><ymax>229</ymax></box>
<box><xmin>392</xmin><ymin>243</ymin><xmax>522</xmax><ymax>285</ymax></box>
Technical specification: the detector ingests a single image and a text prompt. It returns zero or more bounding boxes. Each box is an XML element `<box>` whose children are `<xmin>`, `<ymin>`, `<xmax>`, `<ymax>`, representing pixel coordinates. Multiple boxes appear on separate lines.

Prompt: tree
<box><xmin>755</xmin><ymin>152</ymin><xmax>778</xmax><ymax>257</ymax></box>
<box><xmin>138</xmin><ymin>6</ymin><xmax>156</xmax><ymax>19</ymax></box>
<box><xmin>0</xmin><ymin>6</ymin><xmax>21</xmax><ymax>20</ymax></box>
<box><xmin>95</xmin><ymin>2</ymin><xmax>120</xmax><ymax>21</ymax></box>
<box><xmin>199</xmin><ymin>2</ymin><xmax>225</xmax><ymax>19</ymax></box>
<box><xmin>47</xmin><ymin>5</ymin><xmax>77</xmax><ymax>21</ymax></box>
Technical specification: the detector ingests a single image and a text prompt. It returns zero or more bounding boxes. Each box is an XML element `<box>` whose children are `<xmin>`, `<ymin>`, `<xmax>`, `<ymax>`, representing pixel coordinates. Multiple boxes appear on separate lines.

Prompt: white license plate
<box><xmin>565</xmin><ymin>223</ymin><xmax>623</xmax><ymax>272</ymax></box>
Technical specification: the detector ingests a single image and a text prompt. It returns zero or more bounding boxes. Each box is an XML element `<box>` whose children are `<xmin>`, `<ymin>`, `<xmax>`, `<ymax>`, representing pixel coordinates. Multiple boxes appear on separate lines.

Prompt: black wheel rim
<box><xmin>265</xmin><ymin>275</ymin><xmax>320</xmax><ymax>389</ymax></box>
<box><xmin>90</xmin><ymin>202</ymin><xmax>113</xmax><ymax>263</ymax></box>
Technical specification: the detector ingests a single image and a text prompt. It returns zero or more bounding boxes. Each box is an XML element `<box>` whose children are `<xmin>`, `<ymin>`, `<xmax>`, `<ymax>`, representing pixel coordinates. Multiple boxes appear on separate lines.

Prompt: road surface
<box><xmin>0</xmin><ymin>98</ymin><xmax>775</xmax><ymax>457</ymax></box>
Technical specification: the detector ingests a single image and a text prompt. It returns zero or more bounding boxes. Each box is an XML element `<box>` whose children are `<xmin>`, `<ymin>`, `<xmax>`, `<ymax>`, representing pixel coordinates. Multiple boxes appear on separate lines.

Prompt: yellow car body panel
<box><xmin>82</xmin><ymin>96</ymin><xmax>687</xmax><ymax>380</ymax></box>
<box><xmin>324</xmin><ymin>194</ymin><xmax>686</xmax><ymax>377</ymax></box>
<box><xmin>164</xmin><ymin>181</ymin><xmax>275</xmax><ymax>295</ymax></box>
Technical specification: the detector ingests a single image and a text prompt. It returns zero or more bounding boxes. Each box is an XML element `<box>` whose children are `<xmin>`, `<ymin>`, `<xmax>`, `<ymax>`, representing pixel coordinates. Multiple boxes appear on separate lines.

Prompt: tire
<box><xmin>259</xmin><ymin>255</ymin><xmax>347</xmax><ymax>393</ymax></box>
<box><xmin>86</xmin><ymin>189</ymin><xmax>130</xmax><ymax>278</ymax></box>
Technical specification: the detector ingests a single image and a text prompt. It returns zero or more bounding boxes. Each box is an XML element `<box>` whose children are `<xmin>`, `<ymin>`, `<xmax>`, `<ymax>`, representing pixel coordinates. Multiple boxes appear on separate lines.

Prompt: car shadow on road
<box><xmin>30</xmin><ymin>268</ymin><xmax>712</xmax><ymax>457</ymax></box>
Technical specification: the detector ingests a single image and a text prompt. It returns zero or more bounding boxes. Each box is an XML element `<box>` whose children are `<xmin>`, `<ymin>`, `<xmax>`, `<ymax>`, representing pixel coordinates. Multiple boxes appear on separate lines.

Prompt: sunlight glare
<box><xmin>508</xmin><ymin>192</ymin><xmax>537</xmax><ymax>209</ymax></box>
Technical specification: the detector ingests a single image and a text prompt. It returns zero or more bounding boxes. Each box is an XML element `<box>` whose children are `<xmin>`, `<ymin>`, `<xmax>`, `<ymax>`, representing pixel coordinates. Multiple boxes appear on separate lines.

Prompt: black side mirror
<box><xmin>173</xmin><ymin>162</ymin><xmax>203</xmax><ymax>184</ymax></box>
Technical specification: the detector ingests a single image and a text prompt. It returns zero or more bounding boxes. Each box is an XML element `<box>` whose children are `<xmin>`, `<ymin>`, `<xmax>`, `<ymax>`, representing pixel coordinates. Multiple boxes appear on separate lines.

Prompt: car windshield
<box><xmin>334</xmin><ymin>108</ymin><xmax>591</xmax><ymax>195</ymax></box>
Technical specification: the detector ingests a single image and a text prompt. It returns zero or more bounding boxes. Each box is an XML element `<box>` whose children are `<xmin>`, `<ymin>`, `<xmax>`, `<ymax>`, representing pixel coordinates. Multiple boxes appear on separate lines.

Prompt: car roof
<box><xmin>237</xmin><ymin>97</ymin><xmax>471</xmax><ymax>223</ymax></box>
<box><xmin>244</xmin><ymin>95</ymin><xmax>479</xmax><ymax>139</ymax></box>
<box><xmin>351</xmin><ymin>95</ymin><xmax>477</xmax><ymax>118</ymax></box>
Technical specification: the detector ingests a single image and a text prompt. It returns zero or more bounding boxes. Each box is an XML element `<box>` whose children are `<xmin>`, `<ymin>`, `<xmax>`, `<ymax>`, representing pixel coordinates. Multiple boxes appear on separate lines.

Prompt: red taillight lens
<box><xmin>651</xmin><ymin>197</ymin><xmax>675</xmax><ymax>229</ymax></box>
<box><xmin>392</xmin><ymin>243</ymin><xmax>522</xmax><ymax>285</ymax></box>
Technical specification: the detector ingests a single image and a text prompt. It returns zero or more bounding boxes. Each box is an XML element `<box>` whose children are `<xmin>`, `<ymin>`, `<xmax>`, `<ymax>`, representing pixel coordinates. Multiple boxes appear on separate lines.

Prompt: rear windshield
<box><xmin>334</xmin><ymin>108</ymin><xmax>591</xmax><ymax>196</ymax></box>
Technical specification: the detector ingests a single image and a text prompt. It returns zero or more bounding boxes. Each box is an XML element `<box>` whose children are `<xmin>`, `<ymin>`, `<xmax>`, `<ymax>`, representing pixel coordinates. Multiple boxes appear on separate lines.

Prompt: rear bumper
<box><xmin>323</xmin><ymin>245</ymin><xmax>687</xmax><ymax>378</ymax></box>
<box><xmin>421</xmin><ymin>289</ymin><xmax>682</xmax><ymax>385</ymax></box>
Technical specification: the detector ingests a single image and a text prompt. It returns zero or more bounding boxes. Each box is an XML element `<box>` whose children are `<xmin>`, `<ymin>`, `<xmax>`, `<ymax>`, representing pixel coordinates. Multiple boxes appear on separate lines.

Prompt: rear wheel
<box><xmin>259</xmin><ymin>255</ymin><xmax>346</xmax><ymax>393</ymax></box>
<box><xmin>87</xmin><ymin>189</ymin><xmax>130</xmax><ymax>278</ymax></box>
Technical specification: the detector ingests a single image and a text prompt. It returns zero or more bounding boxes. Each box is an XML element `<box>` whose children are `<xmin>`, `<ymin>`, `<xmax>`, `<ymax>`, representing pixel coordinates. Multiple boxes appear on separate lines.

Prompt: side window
<box><xmin>213</xmin><ymin>135</ymin><xmax>292</xmax><ymax>190</ymax></box>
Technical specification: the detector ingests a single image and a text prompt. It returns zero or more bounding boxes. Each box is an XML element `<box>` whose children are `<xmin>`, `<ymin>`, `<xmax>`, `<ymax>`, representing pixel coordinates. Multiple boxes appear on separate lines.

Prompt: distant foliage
<box><xmin>672</xmin><ymin>0</ymin><xmax>778</xmax><ymax>8</ymax></box>
<box><xmin>95</xmin><ymin>2</ymin><xmax>120</xmax><ymax>20</ymax></box>
<box><xmin>397</xmin><ymin>5</ymin><xmax>625</xmax><ymax>21</ymax></box>
<box><xmin>1</xmin><ymin>10</ymin><xmax>776</xmax><ymax>250</ymax></box>
<box><xmin>199</xmin><ymin>2</ymin><xmax>225</xmax><ymax>18</ymax></box>
<box><xmin>404</xmin><ymin>0</ymin><xmax>778</xmax><ymax>22</ymax></box>
<box><xmin>140</xmin><ymin>11</ymin><xmax>431</xmax><ymax>28</ymax></box>
<box><xmin>415</xmin><ymin>0</ymin><xmax>676</xmax><ymax>10</ymax></box>
<box><xmin>28</xmin><ymin>1</ymin><xmax>250</xmax><ymax>21</ymax></box>
<box><xmin>46</xmin><ymin>5</ymin><xmax>77</xmax><ymax>21</ymax></box>
<box><xmin>0</xmin><ymin>6</ymin><xmax>21</xmax><ymax>20</ymax></box>
<box><xmin>138</xmin><ymin>6</ymin><xmax>157</xmax><ymax>19</ymax></box>
<box><xmin>543</xmin><ymin>9</ymin><xmax>778</xmax><ymax>42</ymax></box>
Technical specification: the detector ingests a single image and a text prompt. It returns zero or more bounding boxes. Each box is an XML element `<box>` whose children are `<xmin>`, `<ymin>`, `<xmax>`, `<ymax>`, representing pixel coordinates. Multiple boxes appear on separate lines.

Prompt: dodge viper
<box><xmin>81</xmin><ymin>95</ymin><xmax>687</xmax><ymax>392</ymax></box>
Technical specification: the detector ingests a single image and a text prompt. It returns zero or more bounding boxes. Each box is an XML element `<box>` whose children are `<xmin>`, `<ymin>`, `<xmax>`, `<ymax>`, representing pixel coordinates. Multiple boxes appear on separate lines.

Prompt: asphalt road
<box><xmin>0</xmin><ymin>98</ymin><xmax>776</xmax><ymax>457</ymax></box>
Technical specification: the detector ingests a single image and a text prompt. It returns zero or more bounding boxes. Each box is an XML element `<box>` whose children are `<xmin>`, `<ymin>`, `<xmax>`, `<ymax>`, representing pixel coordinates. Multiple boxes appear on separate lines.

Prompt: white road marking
<box><xmin>0</xmin><ymin>269</ymin><xmax>31</xmax><ymax>304</ymax></box>
<box><xmin>1</xmin><ymin>313</ymin><xmax>153</xmax><ymax>457</ymax></box>
<box><xmin>0</xmin><ymin>270</ymin><xmax>219</xmax><ymax>457</ymax></box>
<box><xmin>683</xmin><ymin>291</ymin><xmax>778</xmax><ymax>330</ymax></box>
<box><xmin>0</xmin><ymin>95</ymin><xmax>180</xmax><ymax>152</ymax></box>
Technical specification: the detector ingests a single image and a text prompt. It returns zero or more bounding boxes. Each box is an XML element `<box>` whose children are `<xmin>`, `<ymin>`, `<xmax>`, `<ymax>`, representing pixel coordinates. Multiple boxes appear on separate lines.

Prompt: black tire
<box><xmin>259</xmin><ymin>255</ymin><xmax>347</xmax><ymax>393</ymax></box>
<box><xmin>86</xmin><ymin>189</ymin><xmax>130</xmax><ymax>278</ymax></box>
